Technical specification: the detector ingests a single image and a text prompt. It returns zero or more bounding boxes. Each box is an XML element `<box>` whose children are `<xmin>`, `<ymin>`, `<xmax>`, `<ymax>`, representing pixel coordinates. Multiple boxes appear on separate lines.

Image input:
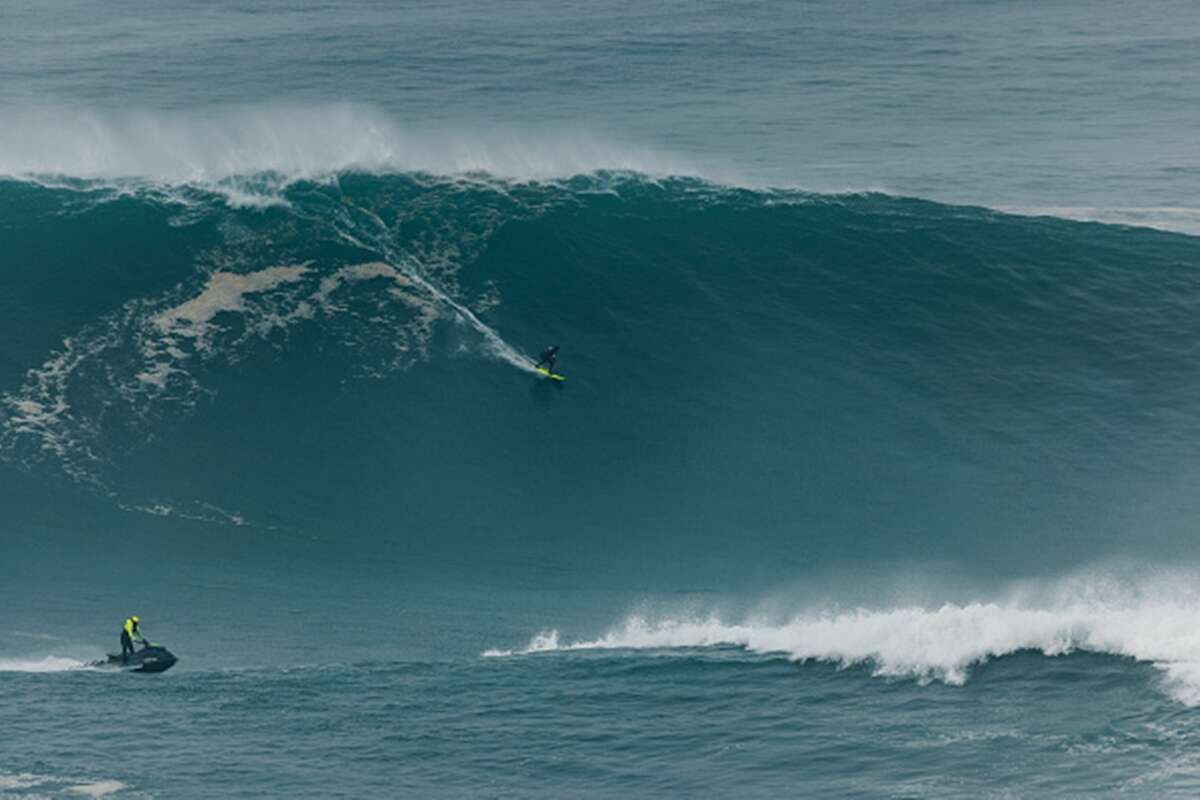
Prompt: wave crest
<box><xmin>0</xmin><ymin>103</ymin><xmax>692</xmax><ymax>191</ymax></box>
<box><xmin>487</xmin><ymin>574</ymin><xmax>1200</xmax><ymax>704</ymax></box>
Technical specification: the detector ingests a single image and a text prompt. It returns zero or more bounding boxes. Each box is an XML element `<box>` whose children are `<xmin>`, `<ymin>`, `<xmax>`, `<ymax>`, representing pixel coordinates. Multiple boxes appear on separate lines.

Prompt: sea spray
<box><xmin>0</xmin><ymin>104</ymin><xmax>693</xmax><ymax>197</ymax></box>
<box><xmin>487</xmin><ymin>570</ymin><xmax>1200</xmax><ymax>704</ymax></box>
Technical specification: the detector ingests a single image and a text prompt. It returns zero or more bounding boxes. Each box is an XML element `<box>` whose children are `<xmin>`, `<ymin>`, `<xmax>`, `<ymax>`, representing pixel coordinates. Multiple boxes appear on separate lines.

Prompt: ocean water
<box><xmin>2</xmin><ymin>2</ymin><xmax>1200</xmax><ymax>797</ymax></box>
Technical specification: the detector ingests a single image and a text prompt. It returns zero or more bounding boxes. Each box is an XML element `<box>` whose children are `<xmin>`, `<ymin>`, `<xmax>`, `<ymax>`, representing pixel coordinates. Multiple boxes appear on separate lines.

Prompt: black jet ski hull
<box><xmin>94</xmin><ymin>645</ymin><xmax>178</xmax><ymax>673</ymax></box>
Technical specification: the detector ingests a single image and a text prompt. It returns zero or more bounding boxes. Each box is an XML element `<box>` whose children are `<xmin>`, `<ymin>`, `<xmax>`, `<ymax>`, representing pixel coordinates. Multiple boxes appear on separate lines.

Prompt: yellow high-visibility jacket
<box><xmin>124</xmin><ymin>618</ymin><xmax>145</xmax><ymax>644</ymax></box>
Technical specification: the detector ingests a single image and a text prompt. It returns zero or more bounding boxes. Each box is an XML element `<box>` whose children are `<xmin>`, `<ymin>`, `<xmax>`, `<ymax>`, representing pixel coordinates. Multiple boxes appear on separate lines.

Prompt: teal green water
<box><xmin>4</xmin><ymin>175</ymin><xmax>1200</xmax><ymax>798</ymax></box>
<box><xmin>3</xmin><ymin>2</ymin><xmax>1200</xmax><ymax>797</ymax></box>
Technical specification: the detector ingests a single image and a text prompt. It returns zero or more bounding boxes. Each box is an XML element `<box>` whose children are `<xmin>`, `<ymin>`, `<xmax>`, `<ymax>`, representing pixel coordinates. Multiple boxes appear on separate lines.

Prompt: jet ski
<box><xmin>91</xmin><ymin>644</ymin><xmax>178</xmax><ymax>673</ymax></box>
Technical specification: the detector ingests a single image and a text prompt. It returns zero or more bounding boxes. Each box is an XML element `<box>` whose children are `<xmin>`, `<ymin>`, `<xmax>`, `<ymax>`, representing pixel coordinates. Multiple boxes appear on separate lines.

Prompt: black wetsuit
<box><xmin>120</xmin><ymin>630</ymin><xmax>134</xmax><ymax>661</ymax></box>
<box><xmin>121</xmin><ymin>619</ymin><xmax>144</xmax><ymax>661</ymax></box>
<box><xmin>535</xmin><ymin>346</ymin><xmax>559</xmax><ymax>373</ymax></box>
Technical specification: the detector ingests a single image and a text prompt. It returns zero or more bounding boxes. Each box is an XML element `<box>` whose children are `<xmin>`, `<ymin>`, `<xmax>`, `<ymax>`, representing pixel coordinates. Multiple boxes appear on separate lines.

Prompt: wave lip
<box><xmin>487</xmin><ymin>584</ymin><xmax>1200</xmax><ymax>704</ymax></box>
<box><xmin>9</xmin><ymin>103</ymin><xmax>1199</xmax><ymax>236</ymax></box>
<box><xmin>0</xmin><ymin>103</ymin><xmax>695</xmax><ymax>190</ymax></box>
<box><xmin>997</xmin><ymin>204</ymin><xmax>1200</xmax><ymax>236</ymax></box>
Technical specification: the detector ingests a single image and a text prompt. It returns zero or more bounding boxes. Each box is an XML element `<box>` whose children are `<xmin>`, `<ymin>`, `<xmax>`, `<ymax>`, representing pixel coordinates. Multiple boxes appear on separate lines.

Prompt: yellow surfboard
<box><xmin>533</xmin><ymin>366</ymin><xmax>566</xmax><ymax>381</ymax></box>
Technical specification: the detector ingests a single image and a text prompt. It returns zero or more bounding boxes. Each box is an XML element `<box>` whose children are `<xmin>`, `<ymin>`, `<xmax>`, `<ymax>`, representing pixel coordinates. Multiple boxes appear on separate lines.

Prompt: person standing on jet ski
<box><xmin>534</xmin><ymin>345</ymin><xmax>559</xmax><ymax>374</ymax></box>
<box><xmin>121</xmin><ymin>615</ymin><xmax>146</xmax><ymax>662</ymax></box>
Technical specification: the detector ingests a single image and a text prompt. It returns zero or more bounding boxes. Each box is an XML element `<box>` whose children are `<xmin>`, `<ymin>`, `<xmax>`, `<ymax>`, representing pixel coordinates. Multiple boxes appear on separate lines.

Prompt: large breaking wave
<box><xmin>2</xmin><ymin>114</ymin><xmax>1200</xmax><ymax>694</ymax></box>
<box><xmin>0</xmin><ymin>104</ymin><xmax>698</xmax><ymax>201</ymax></box>
<box><xmin>5</xmin><ymin>103</ymin><xmax>1200</xmax><ymax>233</ymax></box>
<box><xmin>2</xmin><ymin>165</ymin><xmax>1198</xmax><ymax>537</ymax></box>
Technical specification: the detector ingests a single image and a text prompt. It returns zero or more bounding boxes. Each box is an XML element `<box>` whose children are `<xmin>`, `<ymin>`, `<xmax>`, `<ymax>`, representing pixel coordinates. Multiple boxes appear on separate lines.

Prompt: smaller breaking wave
<box><xmin>486</xmin><ymin>572</ymin><xmax>1200</xmax><ymax>705</ymax></box>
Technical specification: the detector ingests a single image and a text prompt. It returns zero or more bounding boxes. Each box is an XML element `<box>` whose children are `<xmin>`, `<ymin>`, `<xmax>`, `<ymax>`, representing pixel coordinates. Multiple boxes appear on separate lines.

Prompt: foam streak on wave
<box><xmin>0</xmin><ymin>772</ymin><xmax>126</xmax><ymax>798</ymax></box>
<box><xmin>0</xmin><ymin>656</ymin><xmax>90</xmax><ymax>673</ymax></box>
<box><xmin>326</xmin><ymin>201</ymin><xmax>537</xmax><ymax>372</ymax></box>
<box><xmin>487</xmin><ymin>574</ymin><xmax>1200</xmax><ymax>705</ymax></box>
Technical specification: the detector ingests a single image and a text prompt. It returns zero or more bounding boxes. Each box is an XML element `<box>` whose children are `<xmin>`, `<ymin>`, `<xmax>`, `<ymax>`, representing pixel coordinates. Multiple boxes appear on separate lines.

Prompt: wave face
<box><xmin>4</xmin><ymin>168</ymin><xmax>1200</xmax><ymax>797</ymax></box>
<box><xmin>2</xmin><ymin>172</ymin><xmax>1200</xmax><ymax>575</ymax></box>
<box><xmin>6</xmin><ymin>2</ymin><xmax>1200</xmax><ymax>793</ymax></box>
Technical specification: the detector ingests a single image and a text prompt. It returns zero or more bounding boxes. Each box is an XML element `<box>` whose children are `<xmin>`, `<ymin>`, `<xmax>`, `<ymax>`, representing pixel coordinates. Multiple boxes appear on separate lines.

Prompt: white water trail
<box><xmin>325</xmin><ymin>200</ymin><xmax>537</xmax><ymax>373</ymax></box>
<box><xmin>0</xmin><ymin>772</ymin><xmax>126</xmax><ymax>797</ymax></box>
<box><xmin>0</xmin><ymin>656</ymin><xmax>91</xmax><ymax>673</ymax></box>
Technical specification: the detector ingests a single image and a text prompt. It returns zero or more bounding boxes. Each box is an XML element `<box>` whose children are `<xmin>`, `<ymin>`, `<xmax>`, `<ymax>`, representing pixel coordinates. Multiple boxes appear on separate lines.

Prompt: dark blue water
<box><xmin>3</xmin><ymin>3</ymin><xmax>1200</xmax><ymax>797</ymax></box>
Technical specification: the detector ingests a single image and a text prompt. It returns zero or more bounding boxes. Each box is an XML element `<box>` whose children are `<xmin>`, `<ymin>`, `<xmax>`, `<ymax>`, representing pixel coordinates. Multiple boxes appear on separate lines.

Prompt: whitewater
<box><xmin>4</xmin><ymin>1</ymin><xmax>1200</xmax><ymax>797</ymax></box>
<box><xmin>2</xmin><ymin>103</ymin><xmax>1199</xmax><ymax>235</ymax></box>
<box><xmin>488</xmin><ymin>571</ymin><xmax>1200</xmax><ymax>704</ymax></box>
<box><xmin>4</xmin><ymin>158</ymin><xmax>1200</xmax><ymax>798</ymax></box>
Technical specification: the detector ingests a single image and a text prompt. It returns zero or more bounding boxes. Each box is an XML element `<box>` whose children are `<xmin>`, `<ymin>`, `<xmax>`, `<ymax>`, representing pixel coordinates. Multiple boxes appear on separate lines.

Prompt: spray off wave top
<box><xmin>6</xmin><ymin>103</ymin><xmax>1199</xmax><ymax>234</ymax></box>
<box><xmin>0</xmin><ymin>103</ymin><xmax>696</xmax><ymax>188</ymax></box>
<box><xmin>486</xmin><ymin>571</ymin><xmax>1200</xmax><ymax>706</ymax></box>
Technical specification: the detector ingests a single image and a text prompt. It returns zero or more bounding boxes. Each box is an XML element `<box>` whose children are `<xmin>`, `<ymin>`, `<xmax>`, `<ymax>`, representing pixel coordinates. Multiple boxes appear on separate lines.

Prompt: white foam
<box><xmin>150</xmin><ymin>265</ymin><xmax>311</xmax><ymax>339</ymax></box>
<box><xmin>0</xmin><ymin>773</ymin><xmax>127</xmax><ymax>798</ymax></box>
<box><xmin>0</xmin><ymin>656</ymin><xmax>89</xmax><ymax>673</ymax></box>
<box><xmin>118</xmin><ymin>500</ymin><xmax>250</xmax><ymax>527</ymax></box>
<box><xmin>0</xmin><ymin>330</ymin><xmax>114</xmax><ymax>489</ymax></box>
<box><xmin>2</xmin><ymin>266</ymin><xmax>321</xmax><ymax>496</ymax></box>
<box><xmin>67</xmin><ymin>780</ymin><xmax>126</xmax><ymax>798</ymax></box>
<box><xmin>482</xmin><ymin>630</ymin><xmax>562</xmax><ymax>658</ymax></box>
<box><xmin>486</xmin><ymin>573</ymin><xmax>1200</xmax><ymax>704</ymax></box>
<box><xmin>307</xmin><ymin>261</ymin><xmax>441</xmax><ymax>359</ymax></box>
<box><xmin>0</xmin><ymin>103</ymin><xmax>692</xmax><ymax>191</ymax></box>
<box><xmin>327</xmin><ymin>210</ymin><xmax>537</xmax><ymax>372</ymax></box>
<box><xmin>133</xmin><ymin>264</ymin><xmax>313</xmax><ymax>388</ymax></box>
<box><xmin>313</xmin><ymin>262</ymin><xmax>416</xmax><ymax>312</ymax></box>
<box><xmin>2</xmin><ymin>248</ymin><xmax>534</xmax><ymax>506</ymax></box>
<box><xmin>0</xmin><ymin>773</ymin><xmax>43</xmax><ymax>790</ymax></box>
<box><xmin>6</xmin><ymin>104</ymin><xmax>1197</xmax><ymax>240</ymax></box>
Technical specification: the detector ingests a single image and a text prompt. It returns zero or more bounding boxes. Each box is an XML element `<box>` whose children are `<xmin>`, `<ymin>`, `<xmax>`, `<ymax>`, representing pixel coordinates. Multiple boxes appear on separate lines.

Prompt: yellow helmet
<box><xmin>131</xmin><ymin>615</ymin><xmax>140</xmax><ymax>623</ymax></box>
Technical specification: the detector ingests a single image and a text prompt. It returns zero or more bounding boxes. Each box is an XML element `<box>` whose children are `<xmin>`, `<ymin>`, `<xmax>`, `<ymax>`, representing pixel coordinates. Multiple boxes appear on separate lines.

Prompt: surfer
<box><xmin>120</xmin><ymin>615</ymin><xmax>146</xmax><ymax>662</ymax></box>
<box><xmin>534</xmin><ymin>345</ymin><xmax>560</xmax><ymax>374</ymax></box>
